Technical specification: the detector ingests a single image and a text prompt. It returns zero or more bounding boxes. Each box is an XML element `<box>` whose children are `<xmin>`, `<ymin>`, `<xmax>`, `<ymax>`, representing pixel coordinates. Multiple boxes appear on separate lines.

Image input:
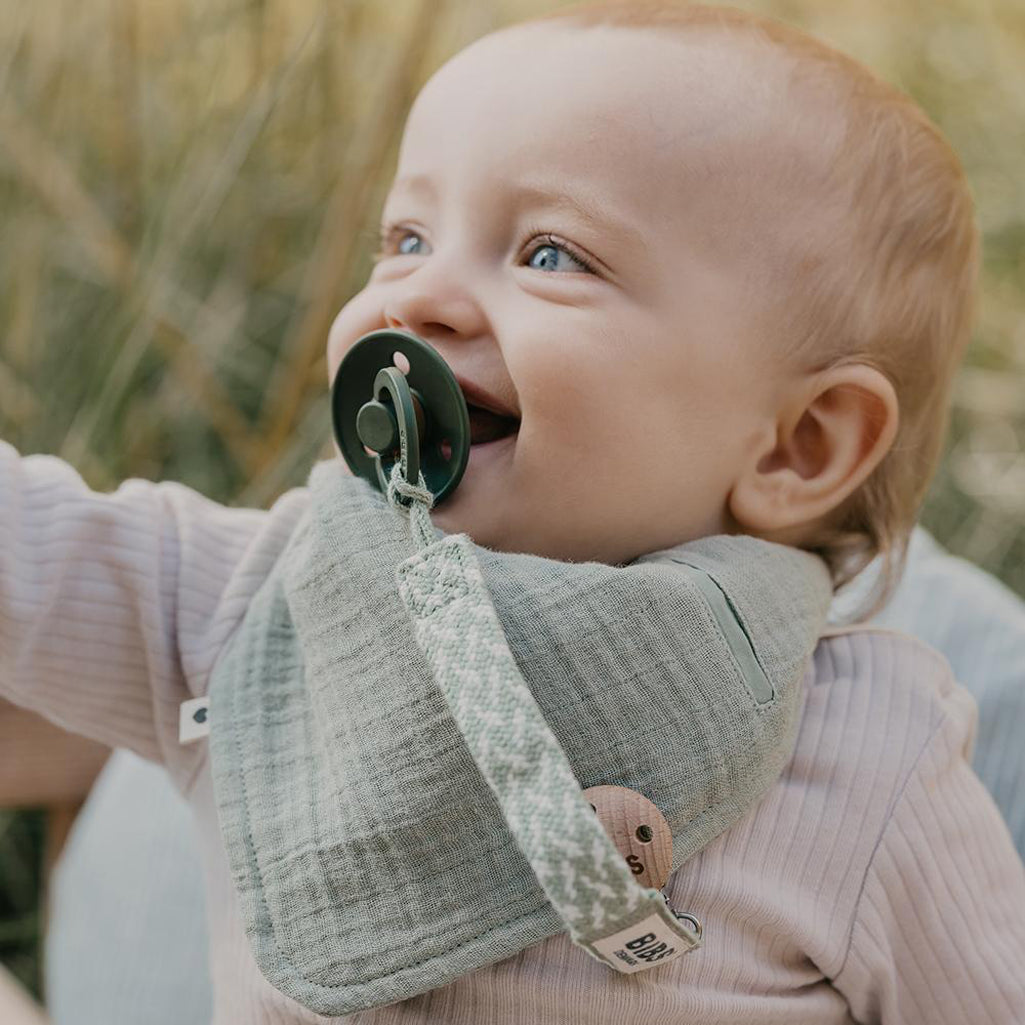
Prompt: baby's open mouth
<box><xmin>467</xmin><ymin>404</ymin><xmax>519</xmax><ymax>445</ymax></box>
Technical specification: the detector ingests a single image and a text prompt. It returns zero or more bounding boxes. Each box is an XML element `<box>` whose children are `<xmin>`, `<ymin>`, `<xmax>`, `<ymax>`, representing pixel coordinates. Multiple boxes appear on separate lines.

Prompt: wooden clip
<box><xmin>582</xmin><ymin>785</ymin><xmax>673</xmax><ymax>889</ymax></box>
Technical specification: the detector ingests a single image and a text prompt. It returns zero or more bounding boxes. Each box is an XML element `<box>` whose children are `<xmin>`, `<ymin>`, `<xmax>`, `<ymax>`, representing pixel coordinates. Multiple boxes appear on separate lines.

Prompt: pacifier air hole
<box><xmin>440</xmin><ymin>438</ymin><xmax>452</xmax><ymax>462</ymax></box>
<box><xmin>392</xmin><ymin>351</ymin><xmax>411</xmax><ymax>374</ymax></box>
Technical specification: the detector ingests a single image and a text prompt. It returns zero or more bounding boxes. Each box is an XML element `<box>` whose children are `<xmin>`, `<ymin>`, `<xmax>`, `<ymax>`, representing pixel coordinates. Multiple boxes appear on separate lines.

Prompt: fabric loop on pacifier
<box><xmin>386</xmin><ymin>462</ymin><xmax>437</xmax><ymax>551</ymax></box>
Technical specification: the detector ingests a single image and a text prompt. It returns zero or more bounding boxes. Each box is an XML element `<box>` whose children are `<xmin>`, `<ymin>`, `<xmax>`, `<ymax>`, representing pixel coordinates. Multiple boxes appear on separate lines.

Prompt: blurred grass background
<box><xmin>1</xmin><ymin>0</ymin><xmax>1023</xmax><ymax>1002</ymax></box>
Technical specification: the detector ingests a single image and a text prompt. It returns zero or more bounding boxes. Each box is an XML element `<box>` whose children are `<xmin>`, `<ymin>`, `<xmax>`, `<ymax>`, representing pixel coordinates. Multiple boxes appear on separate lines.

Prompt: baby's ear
<box><xmin>728</xmin><ymin>363</ymin><xmax>899</xmax><ymax>538</ymax></box>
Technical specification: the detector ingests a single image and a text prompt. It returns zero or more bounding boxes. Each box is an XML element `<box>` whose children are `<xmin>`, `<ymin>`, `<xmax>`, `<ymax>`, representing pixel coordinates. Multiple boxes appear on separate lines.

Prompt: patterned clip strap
<box><xmin>387</xmin><ymin>465</ymin><xmax>702</xmax><ymax>973</ymax></box>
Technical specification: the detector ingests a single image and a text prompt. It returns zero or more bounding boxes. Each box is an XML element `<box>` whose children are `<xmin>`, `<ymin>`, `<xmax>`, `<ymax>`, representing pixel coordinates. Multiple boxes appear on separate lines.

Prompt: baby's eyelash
<box><xmin>373</xmin><ymin>223</ymin><xmax>598</xmax><ymax>275</ymax></box>
<box><xmin>373</xmin><ymin>223</ymin><xmax>416</xmax><ymax>262</ymax></box>
<box><xmin>522</xmin><ymin>231</ymin><xmax>597</xmax><ymax>275</ymax></box>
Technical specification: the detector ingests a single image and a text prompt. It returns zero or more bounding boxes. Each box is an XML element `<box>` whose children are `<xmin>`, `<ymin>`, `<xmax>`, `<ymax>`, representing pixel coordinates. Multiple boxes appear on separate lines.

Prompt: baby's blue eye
<box><xmin>398</xmin><ymin>232</ymin><xmax>426</xmax><ymax>255</ymax></box>
<box><xmin>375</xmin><ymin>227</ymin><xmax>430</xmax><ymax>263</ymax></box>
<box><xmin>526</xmin><ymin>241</ymin><xmax>589</xmax><ymax>273</ymax></box>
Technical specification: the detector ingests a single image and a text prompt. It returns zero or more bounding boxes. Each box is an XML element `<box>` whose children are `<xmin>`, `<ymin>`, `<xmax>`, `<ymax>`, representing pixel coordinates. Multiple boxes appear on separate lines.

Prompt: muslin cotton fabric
<box><xmin>208</xmin><ymin>463</ymin><xmax>831</xmax><ymax>1016</ymax></box>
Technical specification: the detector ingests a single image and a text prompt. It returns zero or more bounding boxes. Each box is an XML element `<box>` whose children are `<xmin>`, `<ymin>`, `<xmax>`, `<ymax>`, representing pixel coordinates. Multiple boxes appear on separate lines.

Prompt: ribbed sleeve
<box><xmin>0</xmin><ymin>440</ymin><xmax>308</xmax><ymax>786</ymax></box>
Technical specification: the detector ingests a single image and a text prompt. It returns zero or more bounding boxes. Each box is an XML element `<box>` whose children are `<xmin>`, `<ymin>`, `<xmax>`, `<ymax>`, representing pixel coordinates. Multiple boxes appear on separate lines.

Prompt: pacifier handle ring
<box><xmin>333</xmin><ymin>329</ymin><xmax>470</xmax><ymax>504</ymax></box>
<box><xmin>371</xmin><ymin>366</ymin><xmax>420</xmax><ymax>499</ymax></box>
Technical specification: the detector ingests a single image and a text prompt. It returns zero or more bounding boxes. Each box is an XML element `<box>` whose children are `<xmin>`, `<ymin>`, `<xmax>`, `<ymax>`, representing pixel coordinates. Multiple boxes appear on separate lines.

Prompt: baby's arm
<box><xmin>833</xmin><ymin>681</ymin><xmax>1025</xmax><ymax>1023</ymax></box>
<box><xmin>0</xmin><ymin>440</ymin><xmax>304</xmax><ymax>774</ymax></box>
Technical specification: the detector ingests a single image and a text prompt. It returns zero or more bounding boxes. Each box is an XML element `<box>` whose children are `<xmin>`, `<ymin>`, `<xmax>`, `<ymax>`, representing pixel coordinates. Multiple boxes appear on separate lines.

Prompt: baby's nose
<box><xmin>384</xmin><ymin>267</ymin><xmax>488</xmax><ymax>344</ymax></box>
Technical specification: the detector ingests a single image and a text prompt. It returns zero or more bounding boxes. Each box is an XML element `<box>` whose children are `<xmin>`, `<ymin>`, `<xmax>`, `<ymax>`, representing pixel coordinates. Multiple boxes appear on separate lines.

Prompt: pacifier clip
<box><xmin>389</xmin><ymin>463</ymin><xmax>702</xmax><ymax>974</ymax></box>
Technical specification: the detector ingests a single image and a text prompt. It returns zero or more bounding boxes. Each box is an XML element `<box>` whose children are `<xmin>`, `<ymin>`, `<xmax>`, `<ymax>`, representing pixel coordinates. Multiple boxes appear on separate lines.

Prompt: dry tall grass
<box><xmin>1</xmin><ymin>0</ymin><xmax>1023</xmax><ymax>998</ymax></box>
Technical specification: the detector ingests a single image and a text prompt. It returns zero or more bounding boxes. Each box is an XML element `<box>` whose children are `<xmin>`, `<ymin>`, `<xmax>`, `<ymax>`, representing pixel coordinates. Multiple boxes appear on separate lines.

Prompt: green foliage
<box><xmin>0</xmin><ymin>812</ymin><xmax>44</xmax><ymax>994</ymax></box>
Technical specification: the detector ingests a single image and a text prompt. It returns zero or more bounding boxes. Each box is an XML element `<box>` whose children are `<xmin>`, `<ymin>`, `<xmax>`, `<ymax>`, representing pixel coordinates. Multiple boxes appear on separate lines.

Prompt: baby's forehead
<box><xmin>393</xmin><ymin>23</ymin><xmax>842</xmax><ymax>270</ymax></box>
<box><xmin>403</xmin><ymin>24</ymin><xmax>792</xmax><ymax>174</ymax></box>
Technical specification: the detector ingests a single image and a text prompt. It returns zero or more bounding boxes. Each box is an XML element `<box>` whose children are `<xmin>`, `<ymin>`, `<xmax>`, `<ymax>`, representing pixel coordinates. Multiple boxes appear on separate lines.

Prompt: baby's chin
<box><xmin>428</xmin><ymin>494</ymin><xmax>505</xmax><ymax>549</ymax></box>
<box><xmin>430</xmin><ymin>499</ymin><xmax>616</xmax><ymax>565</ymax></box>
<box><xmin>429</xmin><ymin>494</ymin><xmax>552</xmax><ymax>559</ymax></box>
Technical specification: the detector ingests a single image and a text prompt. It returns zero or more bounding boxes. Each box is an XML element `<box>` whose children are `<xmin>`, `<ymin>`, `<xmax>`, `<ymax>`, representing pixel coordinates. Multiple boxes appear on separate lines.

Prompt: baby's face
<box><xmin>328</xmin><ymin>23</ymin><xmax>796</xmax><ymax>564</ymax></box>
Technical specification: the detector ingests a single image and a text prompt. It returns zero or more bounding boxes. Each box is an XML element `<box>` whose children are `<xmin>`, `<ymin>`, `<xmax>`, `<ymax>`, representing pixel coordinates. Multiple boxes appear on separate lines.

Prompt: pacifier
<box><xmin>331</xmin><ymin>329</ymin><xmax>471</xmax><ymax>504</ymax></box>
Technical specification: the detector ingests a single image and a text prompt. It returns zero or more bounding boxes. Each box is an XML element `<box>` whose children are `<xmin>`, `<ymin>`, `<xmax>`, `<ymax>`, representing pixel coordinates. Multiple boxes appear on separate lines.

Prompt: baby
<box><xmin>2</xmin><ymin>2</ymin><xmax>1025</xmax><ymax>1023</ymax></box>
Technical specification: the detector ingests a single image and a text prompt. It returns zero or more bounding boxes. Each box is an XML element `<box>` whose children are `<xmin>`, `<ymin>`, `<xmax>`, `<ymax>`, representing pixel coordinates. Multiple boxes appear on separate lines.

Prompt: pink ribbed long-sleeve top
<box><xmin>2</xmin><ymin>440</ymin><xmax>1024</xmax><ymax>1024</ymax></box>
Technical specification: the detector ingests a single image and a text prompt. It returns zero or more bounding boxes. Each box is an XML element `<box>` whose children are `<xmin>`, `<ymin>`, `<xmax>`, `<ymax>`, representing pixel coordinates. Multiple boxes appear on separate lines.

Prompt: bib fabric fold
<box><xmin>208</xmin><ymin>462</ymin><xmax>832</xmax><ymax>1016</ymax></box>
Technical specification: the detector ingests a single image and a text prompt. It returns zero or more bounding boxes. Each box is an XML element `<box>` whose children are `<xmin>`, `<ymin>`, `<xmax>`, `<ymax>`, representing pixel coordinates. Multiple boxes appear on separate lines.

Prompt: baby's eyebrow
<box><xmin>389</xmin><ymin>172</ymin><xmax>438</xmax><ymax>204</ymax></box>
<box><xmin>388</xmin><ymin>173</ymin><xmax>643</xmax><ymax>256</ymax></box>
<box><xmin>510</xmin><ymin>181</ymin><xmax>644</xmax><ymax>255</ymax></box>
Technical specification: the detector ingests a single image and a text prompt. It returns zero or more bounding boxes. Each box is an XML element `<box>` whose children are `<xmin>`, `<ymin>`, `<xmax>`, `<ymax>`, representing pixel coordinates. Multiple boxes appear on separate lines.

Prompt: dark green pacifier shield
<box><xmin>332</xmin><ymin>329</ymin><xmax>471</xmax><ymax>503</ymax></box>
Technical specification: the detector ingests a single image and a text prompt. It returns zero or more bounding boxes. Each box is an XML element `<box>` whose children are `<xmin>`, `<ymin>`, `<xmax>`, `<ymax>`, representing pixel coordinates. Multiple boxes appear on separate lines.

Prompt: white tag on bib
<box><xmin>586</xmin><ymin>904</ymin><xmax>701</xmax><ymax>974</ymax></box>
<box><xmin>179</xmin><ymin>696</ymin><xmax>211</xmax><ymax>744</ymax></box>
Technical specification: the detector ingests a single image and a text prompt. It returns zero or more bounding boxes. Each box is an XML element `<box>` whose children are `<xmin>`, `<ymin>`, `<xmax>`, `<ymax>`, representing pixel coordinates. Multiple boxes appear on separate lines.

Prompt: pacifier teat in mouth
<box><xmin>332</xmin><ymin>329</ymin><xmax>472</xmax><ymax>503</ymax></box>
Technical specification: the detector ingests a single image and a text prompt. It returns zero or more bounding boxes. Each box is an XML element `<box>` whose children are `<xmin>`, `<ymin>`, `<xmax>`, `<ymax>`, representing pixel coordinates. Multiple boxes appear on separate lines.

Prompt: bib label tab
<box><xmin>179</xmin><ymin>696</ymin><xmax>211</xmax><ymax>744</ymax></box>
<box><xmin>587</xmin><ymin>907</ymin><xmax>700</xmax><ymax>975</ymax></box>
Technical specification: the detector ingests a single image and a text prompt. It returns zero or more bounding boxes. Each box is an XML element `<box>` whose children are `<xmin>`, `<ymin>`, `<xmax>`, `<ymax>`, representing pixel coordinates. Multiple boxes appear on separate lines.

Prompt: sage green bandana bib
<box><xmin>208</xmin><ymin>462</ymin><xmax>831</xmax><ymax>1017</ymax></box>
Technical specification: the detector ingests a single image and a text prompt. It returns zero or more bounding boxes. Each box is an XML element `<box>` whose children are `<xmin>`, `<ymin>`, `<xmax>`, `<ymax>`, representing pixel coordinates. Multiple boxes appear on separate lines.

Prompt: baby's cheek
<box><xmin>325</xmin><ymin>288</ymin><xmax>383</xmax><ymax>382</ymax></box>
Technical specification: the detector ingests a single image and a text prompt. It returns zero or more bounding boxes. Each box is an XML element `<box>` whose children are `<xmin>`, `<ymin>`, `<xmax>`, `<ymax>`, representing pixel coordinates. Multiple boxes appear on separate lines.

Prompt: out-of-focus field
<box><xmin>1</xmin><ymin>0</ymin><xmax>1023</xmax><ymax>1001</ymax></box>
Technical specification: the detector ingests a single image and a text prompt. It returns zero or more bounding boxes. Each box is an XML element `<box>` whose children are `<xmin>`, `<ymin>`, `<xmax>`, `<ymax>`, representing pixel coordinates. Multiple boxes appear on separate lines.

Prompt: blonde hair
<box><xmin>522</xmin><ymin>1</ymin><xmax>981</xmax><ymax>618</ymax></box>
